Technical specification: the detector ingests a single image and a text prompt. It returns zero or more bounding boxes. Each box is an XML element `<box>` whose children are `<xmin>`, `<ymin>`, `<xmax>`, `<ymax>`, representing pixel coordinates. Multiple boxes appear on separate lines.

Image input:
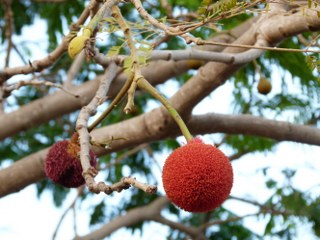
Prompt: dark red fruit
<box><xmin>45</xmin><ymin>140</ymin><xmax>97</xmax><ymax>188</ymax></box>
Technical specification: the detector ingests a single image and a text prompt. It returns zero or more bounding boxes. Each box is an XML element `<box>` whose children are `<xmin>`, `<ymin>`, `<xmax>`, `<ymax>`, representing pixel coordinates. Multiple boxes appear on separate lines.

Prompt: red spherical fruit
<box><xmin>162</xmin><ymin>138</ymin><xmax>233</xmax><ymax>212</ymax></box>
<box><xmin>45</xmin><ymin>140</ymin><xmax>97</xmax><ymax>188</ymax></box>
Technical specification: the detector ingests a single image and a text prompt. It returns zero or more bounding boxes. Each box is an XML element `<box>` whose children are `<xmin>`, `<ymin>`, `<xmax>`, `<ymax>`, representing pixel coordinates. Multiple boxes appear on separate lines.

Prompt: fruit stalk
<box><xmin>137</xmin><ymin>77</ymin><xmax>193</xmax><ymax>142</ymax></box>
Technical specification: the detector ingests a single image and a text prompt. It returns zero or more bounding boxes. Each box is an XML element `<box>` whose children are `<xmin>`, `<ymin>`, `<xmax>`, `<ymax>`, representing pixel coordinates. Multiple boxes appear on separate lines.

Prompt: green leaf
<box><xmin>266</xmin><ymin>179</ymin><xmax>277</xmax><ymax>189</ymax></box>
<box><xmin>107</xmin><ymin>45</ymin><xmax>122</xmax><ymax>57</ymax></box>
<box><xmin>225</xmin><ymin>135</ymin><xmax>275</xmax><ymax>153</ymax></box>
<box><xmin>197</xmin><ymin>0</ymin><xmax>213</xmax><ymax>18</ymax></box>
<box><xmin>264</xmin><ymin>216</ymin><xmax>275</xmax><ymax>235</ymax></box>
<box><xmin>123</xmin><ymin>56</ymin><xmax>134</xmax><ymax>73</ymax></box>
<box><xmin>90</xmin><ymin>201</ymin><xmax>106</xmax><ymax>226</ymax></box>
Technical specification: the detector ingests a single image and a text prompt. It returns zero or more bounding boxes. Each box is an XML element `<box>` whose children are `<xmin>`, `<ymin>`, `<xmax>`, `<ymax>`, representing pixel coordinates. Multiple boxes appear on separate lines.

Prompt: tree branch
<box><xmin>230</xmin><ymin>195</ymin><xmax>291</xmax><ymax>215</ymax></box>
<box><xmin>4</xmin><ymin>0</ymin><xmax>14</xmax><ymax>68</ymax></box>
<box><xmin>75</xmin><ymin>197</ymin><xmax>169</xmax><ymax>240</ymax></box>
<box><xmin>189</xmin><ymin>113</ymin><xmax>320</xmax><ymax>146</ymax></box>
<box><xmin>0</xmin><ymin>0</ymin><xmax>99</xmax><ymax>83</ymax></box>
<box><xmin>151</xmin><ymin>215</ymin><xmax>206</xmax><ymax>240</ymax></box>
<box><xmin>76</xmin><ymin>62</ymin><xmax>118</xmax><ymax>190</ymax></box>
<box><xmin>1</xmin><ymin>112</ymin><xmax>319</xmax><ymax>198</ymax></box>
<box><xmin>198</xmin><ymin>212</ymin><xmax>260</xmax><ymax>232</ymax></box>
<box><xmin>52</xmin><ymin>186</ymin><xmax>84</xmax><ymax>240</ymax></box>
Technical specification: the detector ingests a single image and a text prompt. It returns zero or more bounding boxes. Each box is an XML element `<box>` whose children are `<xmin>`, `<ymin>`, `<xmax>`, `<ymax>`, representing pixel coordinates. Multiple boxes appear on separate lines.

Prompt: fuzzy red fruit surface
<box><xmin>45</xmin><ymin>140</ymin><xmax>97</xmax><ymax>188</ymax></box>
<box><xmin>162</xmin><ymin>138</ymin><xmax>233</xmax><ymax>212</ymax></box>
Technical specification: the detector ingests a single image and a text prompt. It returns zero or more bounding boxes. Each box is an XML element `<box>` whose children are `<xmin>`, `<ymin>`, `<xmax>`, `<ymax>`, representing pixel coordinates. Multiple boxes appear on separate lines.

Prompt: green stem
<box><xmin>137</xmin><ymin>77</ymin><xmax>193</xmax><ymax>142</ymax></box>
<box><xmin>87</xmin><ymin>73</ymin><xmax>134</xmax><ymax>132</ymax></box>
<box><xmin>86</xmin><ymin>3</ymin><xmax>109</xmax><ymax>32</ymax></box>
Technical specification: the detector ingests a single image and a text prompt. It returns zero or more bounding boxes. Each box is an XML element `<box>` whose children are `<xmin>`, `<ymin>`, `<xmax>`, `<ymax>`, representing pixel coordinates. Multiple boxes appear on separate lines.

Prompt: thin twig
<box><xmin>194</xmin><ymin>38</ymin><xmax>320</xmax><ymax>53</ymax></box>
<box><xmin>111</xmin><ymin>5</ymin><xmax>141</xmax><ymax>114</ymax></box>
<box><xmin>52</xmin><ymin>186</ymin><xmax>84</xmax><ymax>240</ymax></box>
<box><xmin>199</xmin><ymin>212</ymin><xmax>259</xmax><ymax>231</ymax></box>
<box><xmin>230</xmin><ymin>195</ymin><xmax>291</xmax><ymax>215</ymax></box>
<box><xmin>228</xmin><ymin>150</ymin><xmax>251</xmax><ymax>161</ymax></box>
<box><xmin>101</xmin><ymin>143</ymin><xmax>148</xmax><ymax>170</ymax></box>
<box><xmin>130</xmin><ymin>0</ymin><xmax>320</xmax><ymax>53</ymax></box>
<box><xmin>12</xmin><ymin>43</ymin><xmax>28</xmax><ymax>65</ymax></box>
<box><xmin>87</xmin><ymin>72</ymin><xmax>134</xmax><ymax>132</ymax></box>
<box><xmin>64</xmin><ymin>51</ymin><xmax>86</xmax><ymax>89</ymax></box>
<box><xmin>4</xmin><ymin>0</ymin><xmax>14</xmax><ymax>68</ymax></box>
<box><xmin>144</xmin><ymin>144</ymin><xmax>162</xmax><ymax>172</ymax></box>
<box><xmin>130</xmin><ymin>0</ymin><xmax>262</xmax><ymax>39</ymax></box>
<box><xmin>0</xmin><ymin>0</ymin><xmax>99</xmax><ymax>83</ymax></box>
<box><xmin>4</xmin><ymin>79</ymin><xmax>80</xmax><ymax>98</ymax></box>
<box><xmin>85</xmin><ymin>176</ymin><xmax>157</xmax><ymax>195</ymax></box>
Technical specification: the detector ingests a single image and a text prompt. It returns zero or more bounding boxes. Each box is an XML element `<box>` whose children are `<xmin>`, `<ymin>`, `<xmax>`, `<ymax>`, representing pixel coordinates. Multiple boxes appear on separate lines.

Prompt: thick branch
<box><xmin>189</xmin><ymin>113</ymin><xmax>320</xmax><ymax>146</ymax></box>
<box><xmin>91</xmin><ymin>112</ymin><xmax>320</xmax><ymax>157</ymax></box>
<box><xmin>0</xmin><ymin>79</ymin><xmax>100</xmax><ymax>141</ymax></box>
<box><xmin>1</xmin><ymin>113</ymin><xmax>319</xmax><ymax>197</ymax></box>
<box><xmin>0</xmin><ymin>149</ymin><xmax>47</xmax><ymax>196</ymax></box>
<box><xmin>149</xmin><ymin>48</ymin><xmax>264</xmax><ymax>64</ymax></box>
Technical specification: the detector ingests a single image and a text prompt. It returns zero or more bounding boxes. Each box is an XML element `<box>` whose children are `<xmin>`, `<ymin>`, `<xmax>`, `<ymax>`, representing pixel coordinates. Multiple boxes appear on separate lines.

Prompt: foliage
<box><xmin>225</xmin><ymin>134</ymin><xmax>275</xmax><ymax>153</ymax></box>
<box><xmin>262</xmin><ymin>169</ymin><xmax>320</xmax><ymax>238</ymax></box>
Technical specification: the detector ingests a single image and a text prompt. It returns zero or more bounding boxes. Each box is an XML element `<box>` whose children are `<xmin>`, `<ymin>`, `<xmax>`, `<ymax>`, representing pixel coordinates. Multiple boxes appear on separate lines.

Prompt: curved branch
<box><xmin>0</xmin><ymin>38</ymin><xmax>68</xmax><ymax>83</ymax></box>
<box><xmin>198</xmin><ymin>213</ymin><xmax>259</xmax><ymax>232</ymax></box>
<box><xmin>257</xmin><ymin>4</ymin><xmax>320</xmax><ymax>45</ymax></box>
<box><xmin>151</xmin><ymin>215</ymin><xmax>206</xmax><ymax>240</ymax></box>
<box><xmin>0</xmin><ymin>0</ymin><xmax>100</xmax><ymax>83</ymax></box>
<box><xmin>77</xmin><ymin>196</ymin><xmax>205</xmax><ymax>240</ymax></box>
<box><xmin>52</xmin><ymin>186</ymin><xmax>84</xmax><ymax>240</ymax></box>
<box><xmin>91</xmin><ymin>112</ymin><xmax>320</xmax><ymax>157</ymax></box>
<box><xmin>75</xmin><ymin>197</ymin><xmax>169</xmax><ymax>240</ymax></box>
<box><xmin>189</xmin><ymin>113</ymin><xmax>320</xmax><ymax>146</ymax></box>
